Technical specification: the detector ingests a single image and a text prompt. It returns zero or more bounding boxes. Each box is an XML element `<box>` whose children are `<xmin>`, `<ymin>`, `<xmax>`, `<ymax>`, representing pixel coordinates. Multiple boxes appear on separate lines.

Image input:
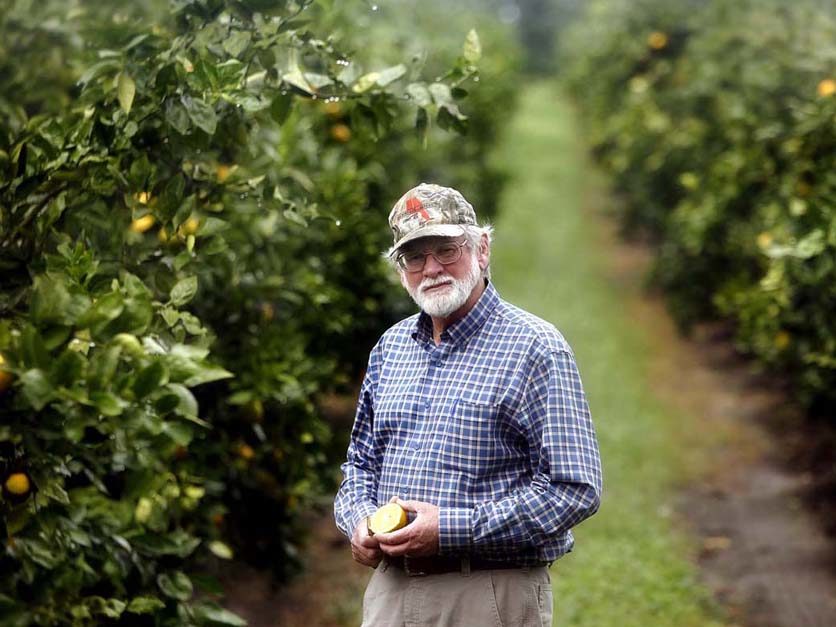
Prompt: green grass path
<box><xmin>490</xmin><ymin>82</ymin><xmax>726</xmax><ymax>626</ymax></box>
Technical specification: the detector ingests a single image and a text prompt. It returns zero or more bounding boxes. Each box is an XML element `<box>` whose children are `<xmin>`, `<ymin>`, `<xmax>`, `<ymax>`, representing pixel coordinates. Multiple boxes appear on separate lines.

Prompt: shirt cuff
<box><xmin>350</xmin><ymin>501</ymin><xmax>378</xmax><ymax>537</ymax></box>
<box><xmin>438</xmin><ymin>507</ymin><xmax>473</xmax><ymax>554</ymax></box>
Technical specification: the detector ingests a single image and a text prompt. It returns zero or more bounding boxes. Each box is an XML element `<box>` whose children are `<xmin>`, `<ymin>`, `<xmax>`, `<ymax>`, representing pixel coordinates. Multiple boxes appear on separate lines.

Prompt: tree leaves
<box><xmin>126</xmin><ymin>596</ymin><xmax>166</xmax><ymax>614</ymax></box>
<box><xmin>170</xmin><ymin>276</ymin><xmax>198</xmax><ymax>306</ymax></box>
<box><xmin>117</xmin><ymin>72</ymin><xmax>136</xmax><ymax>114</ymax></box>
<box><xmin>181</xmin><ymin>95</ymin><xmax>217</xmax><ymax>135</ymax></box>
<box><xmin>20</xmin><ymin>369</ymin><xmax>52</xmax><ymax>410</ymax></box>
<box><xmin>0</xmin><ymin>0</ymin><xmax>491</xmax><ymax>623</ymax></box>
<box><xmin>157</xmin><ymin>571</ymin><xmax>193</xmax><ymax>600</ymax></box>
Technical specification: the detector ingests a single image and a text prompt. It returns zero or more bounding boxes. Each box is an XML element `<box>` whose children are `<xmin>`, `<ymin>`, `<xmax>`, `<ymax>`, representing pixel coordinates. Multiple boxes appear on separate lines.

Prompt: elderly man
<box><xmin>334</xmin><ymin>183</ymin><xmax>602</xmax><ymax>627</ymax></box>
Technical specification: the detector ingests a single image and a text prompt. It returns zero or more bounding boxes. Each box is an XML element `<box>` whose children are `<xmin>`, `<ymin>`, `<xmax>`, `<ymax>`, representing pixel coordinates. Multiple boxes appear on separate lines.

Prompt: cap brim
<box><xmin>389</xmin><ymin>224</ymin><xmax>466</xmax><ymax>257</ymax></box>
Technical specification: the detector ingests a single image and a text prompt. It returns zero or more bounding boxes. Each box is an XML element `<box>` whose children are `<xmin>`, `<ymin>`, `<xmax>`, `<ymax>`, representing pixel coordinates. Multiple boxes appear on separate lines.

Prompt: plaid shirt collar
<box><xmin>411</xmin><ymin>279</ymin><xmax>500</xmax><ymax>347</ymax></box>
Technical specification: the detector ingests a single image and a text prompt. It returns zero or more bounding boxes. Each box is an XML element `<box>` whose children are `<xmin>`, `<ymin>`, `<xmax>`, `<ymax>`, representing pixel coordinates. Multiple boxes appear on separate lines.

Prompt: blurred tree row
<box><xmin>561</xmin><ymin>0</ymin><xmax>836</xmax><ymax>413</ymax></box>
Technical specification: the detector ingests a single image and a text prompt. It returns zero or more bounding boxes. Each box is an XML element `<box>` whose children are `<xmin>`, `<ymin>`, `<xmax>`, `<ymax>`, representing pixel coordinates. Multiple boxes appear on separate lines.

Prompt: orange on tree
<box><xmin>4</xmin><ymin>472</ymin><xmax>31</xmax><ymax>498</ymax></box>
<box><xmin>647</xmin><ymin>31</ymin><xmax>668</xmax><ymax>50</ymax></box>
<box><xmin>0</xmin><ymin>354</ymin><xmax>12</xmax><ymax>394</ymax></box>
<box><xmin>774</xmin><ymin>331</ymin><xmax>791</xmax><ymax>350</ymax></box>
<box><xmin>330</xmin><ymin>123</ymin><xmax>352</xmax><ymax>143</ymax></box>
<box><xmin>216</xmin><ymin>164</ymin><xmax>236</xmax><ymax>183</ymax></box>
<box><xmin>817</xmin><ymin>78</ymin><xmax>836</xmax><ymax>97</ymax></box>
<box><xmin>238</xmin><ymin>443</ymin><xmax>255</xmax><ymax>460</ymax></box>
<box><xmin>177</xmin><ymin>216</ymin><xmax>201</xmax><ymax>239</ymax></box>
<box><xmin>323</xmin><ymin>101</ymin><xmax>343</xmax><ymax>118</ymax></box>
<box><xmin>130</xmin><ymin>214</ymin><xmax>156</xmax><ymax>234</ymax></box>
<box><xmin>134</xmin><ymin>191</ymin><xmax>152</xmax><ymax>205</ymax></box>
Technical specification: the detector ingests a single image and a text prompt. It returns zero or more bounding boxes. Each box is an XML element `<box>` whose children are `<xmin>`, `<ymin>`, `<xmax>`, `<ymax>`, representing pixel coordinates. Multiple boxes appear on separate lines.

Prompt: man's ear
<box><xmin>478</xmin><ymin>233</ymin><xmax>490</xmax><ymax>270</ymax></box>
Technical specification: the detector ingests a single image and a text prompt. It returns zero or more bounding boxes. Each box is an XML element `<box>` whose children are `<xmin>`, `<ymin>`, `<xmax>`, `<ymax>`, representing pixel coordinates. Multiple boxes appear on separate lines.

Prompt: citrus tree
<box><xmin>0</xmin><ymin>0</ymin><xmax>499</xmax><ymax>622</ymax></box>
<box><xmin>561</xmin><ymin>0</ymin><xmax>836</xmax><ymax>414</ymax></box>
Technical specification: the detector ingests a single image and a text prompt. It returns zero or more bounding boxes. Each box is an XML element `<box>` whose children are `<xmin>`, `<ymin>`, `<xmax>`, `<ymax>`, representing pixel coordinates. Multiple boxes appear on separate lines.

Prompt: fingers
<box><xmin>378</xmin><ymin>541</ymin><xmax>410</xmax><ymax>557</ymax></box>
<box><xmin>355</xmin><ymin>533</ymin><xmax>379</xmax><ymax>548</ymax></box>
<box><xmin>352</xmin><ymin>520</ymin><xmax>380</xmax><ymax>547</ymax></box>
<box><xmin>352</xmin><ymin>545</ymin><xmax>382</xmax><ymax>567</ymax></box>
<box><xmin>351</xmin><ymin>522</ymin><xmax>383</xmax><ymax>567</ymax></box>
<box><xmin>374</xmin><ymin>526</ymin><xmax>410</xmax><ymax>546</ymax></box>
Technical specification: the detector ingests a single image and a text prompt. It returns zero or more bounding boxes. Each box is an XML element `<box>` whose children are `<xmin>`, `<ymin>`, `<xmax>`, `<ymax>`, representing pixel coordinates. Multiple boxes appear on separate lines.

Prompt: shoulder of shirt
<box><xmin>493</xmin><ymin>298</ymin><xmax>574</xmax><ymax>357</ymax></box>
<box><xmin>370</xmin><ymin>312</ymin><xmax>422</xmax><ymax>353</ymax></box>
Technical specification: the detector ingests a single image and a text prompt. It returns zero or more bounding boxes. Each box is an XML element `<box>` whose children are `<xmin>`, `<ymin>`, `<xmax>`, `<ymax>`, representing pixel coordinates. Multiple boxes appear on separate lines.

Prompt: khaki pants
<box><xmin>362</xmin><ymin>559</ymin><xmax>553</xmax><ymax>627</ymax></box>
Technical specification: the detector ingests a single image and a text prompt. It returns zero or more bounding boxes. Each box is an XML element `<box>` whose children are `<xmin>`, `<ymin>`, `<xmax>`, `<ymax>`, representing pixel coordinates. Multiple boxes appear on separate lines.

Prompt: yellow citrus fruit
<box><xmin>774</xmin><ymin>331</ymin><xmax>791</xmax><ymax>350</ymax></box>
<box><xmin>757</xmin><ymin>232</ymin><xmax>773</xmax><ymax>249</ymax></box>
<box><xmin>368</xmin><ymin>503</ymin><xmax>408</xmax><ymax>535</ymax></box>
<box><xmin>4</xmin><ymin>473</ymin><xmax>30</xmax><ymax>496</ymax></box>
<box><xmin>647</xmin><ymin>31</ymin><xmax>668</xmax><ymax>50</ymax></box>
<box><xmin>330</xmin><ymin>124</ymin><xmax>352</xmax><ymax>143</ymax></box>
<box><xmin>177</xmin><ymin>217</ymin><xmax>200</xmax><ymax>239</ymax></box>
<box><xmin>216</xmin><ymin>164</ymin><xmax>234</xmax><ymax>183</ymax></box>
<box><xmin>238</xmin><ymin>443</ymin><xmax>255</xmax><ymax>460</ymax></box>
<box><xmin>130</xmin><ymin>214</ymin><xmax>155</xmax><ymax>234</ymax></box>
<box><xmin>0</xmin><ymin>354</ymin><xmax>12</xmax><ymax>394</ymax></box>
<box><xmin>817</xmin><ymin>79</ymin><xmax>836</xmax><ymax>98</ymax></box>
<box><xmin>135</xmin><ymin>191</ymin><xmax>151</xmax><ymax>205</ymax></box>
<box><xmin>324</xmin><ymin>101</ymin><xmax>343</xmax><ymax>118</ymax></box>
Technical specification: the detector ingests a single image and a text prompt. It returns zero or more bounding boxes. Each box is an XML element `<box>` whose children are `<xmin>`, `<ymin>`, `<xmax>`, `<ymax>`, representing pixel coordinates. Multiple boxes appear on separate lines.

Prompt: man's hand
<box><xmin>350</xmin><ymin>518</ymin><xmax>383</xmax><ymax>568</ymax></box>
<box><xmin>375</xmin><ymin>497</ymin><xmax>439</xmax><ymax>558</ymax></box>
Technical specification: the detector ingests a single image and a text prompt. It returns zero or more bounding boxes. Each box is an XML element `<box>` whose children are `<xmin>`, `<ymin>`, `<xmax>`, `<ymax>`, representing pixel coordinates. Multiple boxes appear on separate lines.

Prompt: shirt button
<box><xmin>424</xmin><ymin>400</ymin><xmax>431</xmax><ymax>409</ymax></box>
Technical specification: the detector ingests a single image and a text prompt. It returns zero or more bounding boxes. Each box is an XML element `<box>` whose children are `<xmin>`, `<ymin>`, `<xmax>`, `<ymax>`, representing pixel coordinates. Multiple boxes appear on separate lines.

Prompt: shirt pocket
<box><xmin>437</xmin><ymin>396</ymin><xmax>501</xmax><ymax>478</ymax></box>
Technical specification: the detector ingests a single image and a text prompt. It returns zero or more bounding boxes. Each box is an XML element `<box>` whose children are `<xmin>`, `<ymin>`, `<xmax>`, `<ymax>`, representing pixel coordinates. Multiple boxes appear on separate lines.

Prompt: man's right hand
<box><xmin>350</xmin><ymin>518</ymin><xmax>383</xmax><ymax>568</ymax></box>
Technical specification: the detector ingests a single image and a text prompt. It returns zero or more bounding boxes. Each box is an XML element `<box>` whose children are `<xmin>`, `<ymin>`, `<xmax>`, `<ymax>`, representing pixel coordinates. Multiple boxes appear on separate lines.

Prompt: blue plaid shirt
<box><xmin>334</xmin><ymin>282</ymin><xmax>602</xmax><ymax>564</ymax></box>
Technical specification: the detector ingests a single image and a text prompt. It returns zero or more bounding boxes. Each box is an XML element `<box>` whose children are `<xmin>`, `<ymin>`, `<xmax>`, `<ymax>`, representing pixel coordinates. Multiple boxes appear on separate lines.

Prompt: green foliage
<box><xmin>562</xmin><ymin>0</ymin><xmax>836</xmax><ymax>412</ymax></box>
<box><xmin>0</xmin><ymin>0</ymin><xmax>519</xmax><ymax>623</ymax></box>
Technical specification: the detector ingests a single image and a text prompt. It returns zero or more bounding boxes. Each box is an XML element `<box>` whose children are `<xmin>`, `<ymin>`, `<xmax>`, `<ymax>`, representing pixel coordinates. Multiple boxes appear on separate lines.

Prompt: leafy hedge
<box><xmin>561</xmin><ymin>0</ymin><xmax>836</xmax><ymax>413</ymax></box>
<box><xmin>0</xmin><ymin>0</ymin><xmax>519</xmax><ymax>623</ymax></box>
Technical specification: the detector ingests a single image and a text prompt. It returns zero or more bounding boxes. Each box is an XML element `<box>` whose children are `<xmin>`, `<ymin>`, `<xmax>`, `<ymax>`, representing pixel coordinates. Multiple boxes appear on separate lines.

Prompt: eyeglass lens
<box><xmin>400</xmin><ymin>242</ymin><xmax>464</xmax><ymax>271</ymax></box>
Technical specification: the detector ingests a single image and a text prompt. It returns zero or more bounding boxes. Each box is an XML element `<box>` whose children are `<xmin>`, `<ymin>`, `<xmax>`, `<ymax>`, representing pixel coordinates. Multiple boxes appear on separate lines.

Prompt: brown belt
<box><xmin>385</xmin><ymin>555</ymin><xmax>549</xmax><ymax>577</ymax></box>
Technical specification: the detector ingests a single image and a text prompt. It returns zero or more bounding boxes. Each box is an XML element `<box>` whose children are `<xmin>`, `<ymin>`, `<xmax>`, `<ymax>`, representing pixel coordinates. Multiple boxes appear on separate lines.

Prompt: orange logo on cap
<box><xmin>406</xmin><ymin>196</ymin><xmax>430</xmax><ymax>221</ymax></box>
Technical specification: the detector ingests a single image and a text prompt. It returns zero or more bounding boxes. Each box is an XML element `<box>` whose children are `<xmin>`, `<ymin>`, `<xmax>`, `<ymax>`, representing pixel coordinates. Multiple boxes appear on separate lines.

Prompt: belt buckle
<box><xmin>403</xmin><ymin>556</ymin><xmax>427</xmax><ymax>577</ymax></box>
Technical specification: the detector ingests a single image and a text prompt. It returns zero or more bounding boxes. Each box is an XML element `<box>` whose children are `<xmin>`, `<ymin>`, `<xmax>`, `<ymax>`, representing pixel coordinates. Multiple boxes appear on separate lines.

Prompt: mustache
<box><xmin>419</xmin><ymin>276</ymin><xmax>453</xmax><ymax>291</ymax></box>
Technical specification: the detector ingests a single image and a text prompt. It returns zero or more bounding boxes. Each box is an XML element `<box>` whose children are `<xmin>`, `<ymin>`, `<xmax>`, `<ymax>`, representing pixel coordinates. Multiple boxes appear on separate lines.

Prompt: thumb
<box><xmin>394</xmin><ymin>497</ymin><xmax>423</xmax><ymax>512</ymax></box>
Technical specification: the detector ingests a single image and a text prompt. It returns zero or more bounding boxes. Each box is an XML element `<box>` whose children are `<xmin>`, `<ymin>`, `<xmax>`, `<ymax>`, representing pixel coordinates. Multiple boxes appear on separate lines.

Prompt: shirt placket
<box><xmin>406</xmin><ymin>341</ymin><xmax>450</xmax><ymax>486</ymax></box>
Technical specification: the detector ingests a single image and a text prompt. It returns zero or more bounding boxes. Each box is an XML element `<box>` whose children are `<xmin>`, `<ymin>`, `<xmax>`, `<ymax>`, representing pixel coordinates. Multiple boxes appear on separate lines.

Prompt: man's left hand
<box><xmin>375</xmin><ymin>497</ymin><xmax>439</xmax><ymax>557</ymax></box>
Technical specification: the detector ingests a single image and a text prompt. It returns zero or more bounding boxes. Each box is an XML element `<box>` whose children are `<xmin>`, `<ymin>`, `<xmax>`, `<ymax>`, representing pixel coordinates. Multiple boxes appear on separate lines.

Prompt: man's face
<box><xmin>398</xmin><ymin>235</ymin><xmax>487</xmax><ymax>319</ymax></box>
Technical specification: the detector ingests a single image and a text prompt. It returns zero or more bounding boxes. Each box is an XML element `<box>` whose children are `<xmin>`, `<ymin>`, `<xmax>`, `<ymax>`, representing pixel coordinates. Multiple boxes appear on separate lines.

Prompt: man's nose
<box><xmin>422</xmin><ymin>253</ymin><xmax>445</xmax><ymax>276</ymax></box>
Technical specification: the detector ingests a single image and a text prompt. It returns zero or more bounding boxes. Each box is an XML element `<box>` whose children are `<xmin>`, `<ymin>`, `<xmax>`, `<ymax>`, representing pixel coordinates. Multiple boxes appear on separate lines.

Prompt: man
<box><xmin>334</xmin><ymin>183</ymin><xmax>602</xmax><ymax>626</ymax></box>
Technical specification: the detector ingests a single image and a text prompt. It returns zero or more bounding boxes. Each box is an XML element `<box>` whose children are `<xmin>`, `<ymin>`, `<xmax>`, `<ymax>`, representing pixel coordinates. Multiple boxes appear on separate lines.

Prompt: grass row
<box><xmin>490</xmin><ymin>81</ymin><xmax>726</xmax><ymax>626</ymax></box>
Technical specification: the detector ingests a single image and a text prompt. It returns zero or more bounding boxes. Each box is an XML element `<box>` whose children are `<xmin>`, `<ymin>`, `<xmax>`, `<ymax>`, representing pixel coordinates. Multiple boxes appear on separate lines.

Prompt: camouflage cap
<box><xmin>387</xmin><ymin>183</ymin><xmax>477</xmax><ymax>255</ymax></box>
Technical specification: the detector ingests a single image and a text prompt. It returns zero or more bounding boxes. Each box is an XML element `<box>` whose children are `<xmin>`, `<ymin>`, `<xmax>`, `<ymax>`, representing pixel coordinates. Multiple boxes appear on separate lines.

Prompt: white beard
<box><xmin>403</xmin><ymin>252</ymin><xmax>482</xmax><ymax>318</ymax></box>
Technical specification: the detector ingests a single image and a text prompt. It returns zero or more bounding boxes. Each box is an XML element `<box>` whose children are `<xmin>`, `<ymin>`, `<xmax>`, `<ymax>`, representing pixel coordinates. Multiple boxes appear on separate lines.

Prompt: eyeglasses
<box><xmin>396</xmin><ymin>240</ymin><xmax>468</xmax><ymax>272</ymax></box>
